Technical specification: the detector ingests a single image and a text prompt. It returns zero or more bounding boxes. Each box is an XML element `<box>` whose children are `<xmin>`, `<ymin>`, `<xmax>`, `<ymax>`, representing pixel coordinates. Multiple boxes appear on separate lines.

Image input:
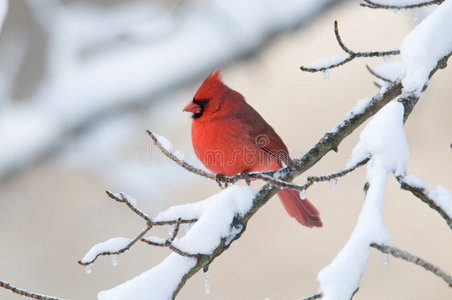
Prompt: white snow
<box><xmin>98</xmin><ymin>253</ymin><xmax>197</xmax><ymax>300</ymax></box>
<box><xmin>321</xmin><ymin>101</ymin><xmax>410</xmax><ymax>299</ymax></box>
<box><xmin>400</xmin><ymin>0</ymin><xmax>452</xmax><ymax>94</ymax></box>
<box><xmin>98</xmin><ymin>186</ymin><xmax>256</xmax><ymax>299</ymax></box>
<box><xmin>427</xmin><ymin>185</ymin><xmax>452</xmax><ymax>218</ymax></box>
<box><xmin>347</xmin><ymin>101</ymin><xmax>409</xmax><ymax>176</ymax></box>
<box><xmin>161</xmin><ymin>186</ymin><xmax>256</xmax><ymax>254</ymax></box>
<box><xmin>153</xmin><ymin>132</ymin><xmax>173</xmax><ymax>153</ymax></box>
<box><xmin>346</xmin><ymin>97</ymin><xmax>372</xmax><ymax>119</ymax></box>
<box><xmin>310</xmin><ymin>55</ymin><xmax>346</xmax><ymax>69</ymax></box>
<box><xmin>80</xmin><ymin>237</ymin><xmax>131</xmax><ymax>264</ymax></box>
<box><xmin>371</xmin><ymin>62</ymin><xmax>403</xmax><ymax>82</ymax></box>
<box><xmin>401</xmin><ymin>173</ymin><xmax>426</xmax><ymax>189</ymax></box>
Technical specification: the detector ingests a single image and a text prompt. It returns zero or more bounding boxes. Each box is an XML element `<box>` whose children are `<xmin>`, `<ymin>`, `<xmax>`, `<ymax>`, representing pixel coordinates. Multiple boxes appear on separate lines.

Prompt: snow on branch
<box><xmin>300</xmin><ymin>21</ymin><xmax>399</xmax><ymax>73</ymax></box>
<box><xmin>0</xmin><ymin>280</ymin><xmax>65</xmax><ymax>300</ymax></box>
<box><xmin>397</xmin><ymin>174</ymin><xmax>452</xmax><ymax>229</ymax></box>
<box><xmin>361</xmin><ymin>0</ymin><xmax>444</xmax><ymax>10</ymax></box>
<box><xmin>95</xmin><ymin>186</ymin><xmax>256</xmax><ymax>300</ymax></box>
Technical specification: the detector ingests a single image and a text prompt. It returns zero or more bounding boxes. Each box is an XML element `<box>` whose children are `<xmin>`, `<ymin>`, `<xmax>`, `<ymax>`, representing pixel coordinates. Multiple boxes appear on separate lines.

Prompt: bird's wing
<box><xmin>238</xmin><ymin>108</ymin><xmax>292</xmax><ymax>167</ymax></box>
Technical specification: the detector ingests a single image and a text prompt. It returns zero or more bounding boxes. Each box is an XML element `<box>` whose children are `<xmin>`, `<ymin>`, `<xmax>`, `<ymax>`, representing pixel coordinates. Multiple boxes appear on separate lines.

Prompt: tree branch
<box><xmin>361</xmin><ymin>0</ymin><xmax>444</xmax><ymax>10</ymax></box>
<box><xmin>0</xmin><ymin>280</ymin><xmax>65</xmax><ymax>300</ymax></box>
<box><xmin>397</xmin><ymin>175</ymin><xmax>452</xmax><ymax>229</ymax></box>
<box><xmin>371</xmin><ymin>243</ymin><xmax>452</xmax><ymax>287</ymax></box>
<box><xmin>300</xmin><ymin>21</ymin><xmax>399</xmax><ymax>73</ymax></box>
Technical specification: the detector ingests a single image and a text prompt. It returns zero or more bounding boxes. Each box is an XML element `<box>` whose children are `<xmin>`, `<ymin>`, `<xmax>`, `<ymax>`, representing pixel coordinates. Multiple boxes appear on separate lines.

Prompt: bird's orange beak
<box><xmin>183</xmin><ymin>101</ymin><xmax>201</xmax><ymax>114</ymax></box>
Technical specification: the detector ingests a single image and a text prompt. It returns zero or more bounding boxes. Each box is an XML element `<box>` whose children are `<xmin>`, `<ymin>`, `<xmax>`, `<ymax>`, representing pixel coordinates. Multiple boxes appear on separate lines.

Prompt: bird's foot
<box><xmin>241</xmin><ymin>170</ymin><xmax>251</xmax><ymax>185</ymax></box>
<box><xmin>215</xmin><ymin>173</ymin><xmax>228</xmax><ymax>189</ymax></box>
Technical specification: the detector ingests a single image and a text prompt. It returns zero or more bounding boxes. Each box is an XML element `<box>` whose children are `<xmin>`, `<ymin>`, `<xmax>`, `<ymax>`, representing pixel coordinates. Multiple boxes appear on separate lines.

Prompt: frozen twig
<box><xmin>300</xmin><ymin>21</ymin><xmax>399</xmax><ymax>72</ymax></box>
<box><xmin>366</xmin><ymin>64</ymin><xmax>393</xmax><ymax>83</ymax></box>
<box><xmin>361</xmin><ymin>0</ymin><xmax>444</xmax><ymax>9</ymax></box>
<box><xmin>0</xmin><ymin>280</ymin><xmax>65</xmax><ymax>300</ymax></box>
<box><xmin>371</xmin><ymin>243</ymin><xmax>452</xmax><ymax>287</ymax></box>
<box><xmin>397</xmin><ymin>175</ymin><xmax>452</xmax><ymax>229</ymax></box>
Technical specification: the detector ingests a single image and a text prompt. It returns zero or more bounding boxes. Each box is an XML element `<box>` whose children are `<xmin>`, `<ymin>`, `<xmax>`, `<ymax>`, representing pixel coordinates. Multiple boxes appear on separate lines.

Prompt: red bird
<box><xmin>183</xmin><ymin>70</ymin><xmax>322</xmax><ymax>227</ymax></box>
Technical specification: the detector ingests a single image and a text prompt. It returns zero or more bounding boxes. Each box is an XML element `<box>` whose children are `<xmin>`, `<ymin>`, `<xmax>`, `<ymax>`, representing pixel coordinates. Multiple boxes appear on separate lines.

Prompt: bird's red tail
<box><xmin>278</xmin><ymin>189</ymin><xmax>322</xmax><ymax>227</ymax></box>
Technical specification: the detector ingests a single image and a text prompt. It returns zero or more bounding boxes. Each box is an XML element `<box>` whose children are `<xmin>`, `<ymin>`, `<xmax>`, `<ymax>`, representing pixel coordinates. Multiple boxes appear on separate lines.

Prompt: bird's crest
<box><xmin>194</xmin><ymin>69</ymin><xmax>225</xmax><ymax>100</ymax></box>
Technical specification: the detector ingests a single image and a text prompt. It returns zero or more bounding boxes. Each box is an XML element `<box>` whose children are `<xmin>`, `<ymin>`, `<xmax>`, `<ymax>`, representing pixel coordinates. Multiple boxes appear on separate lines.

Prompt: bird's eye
<box><xmin>193</xmin><ymin>98</ymin><xmax>209</xmax><ymax>108</ymax></box>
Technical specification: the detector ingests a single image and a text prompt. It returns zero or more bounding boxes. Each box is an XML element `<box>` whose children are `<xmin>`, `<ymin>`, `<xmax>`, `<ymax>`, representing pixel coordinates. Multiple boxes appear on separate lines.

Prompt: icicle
<box><xmin>411</xmin><ymin>8</ymin><xmax>419</xmax><ymax>22</ymax></box>
<box><xmin>204</xmin><ymin>271</ymin><xmax>211</xmax><ymax>294</ymax></box>
<box><xmin>329</xmin><ymin>178</ymin><xmax>337</xmax><ymax>190</ymax></box>
<box><xmin>85</xmin><ymin>264</ymin><xmax>93</xmax><ymax>274</ymax></box>
<box><xmin>300</xmin><ymin>190</ymin><xmax>306</xmax><ymax>200</ymax></box>
<box><xmin>383</xmin><ymin>55</ymin><xmax>391</xmax><ymax>63</ymax></box>
<box><xmin>392</xmin><ymin>8</ymin><xmax>405</xmax><ymax>15</ymax></box>
<box><xmin>234</xmin><ymin>240</ymin><xmax>239</xmax><ymax>247</ymax></box>
<box><xmin>323</xmin><ymin>69</ymin><xmax>330</xmax><ymax>82</ymax></box>
<box><xmin>382</xmin><ymin>252</ymin><xmax>389</xmax><ymax>265</ymax></box>
<box><xmin>111</xmin><ymin>255</ymin><xmax>119</xmax><ymax>267</ymax></box>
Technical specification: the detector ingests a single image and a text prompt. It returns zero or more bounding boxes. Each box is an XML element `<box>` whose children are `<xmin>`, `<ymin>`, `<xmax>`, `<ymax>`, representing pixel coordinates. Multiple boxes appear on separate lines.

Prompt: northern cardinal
<box><xmin>183</xmin><ymin>70</ymin><xmax>322</xmax><ymax>227</ymax></box>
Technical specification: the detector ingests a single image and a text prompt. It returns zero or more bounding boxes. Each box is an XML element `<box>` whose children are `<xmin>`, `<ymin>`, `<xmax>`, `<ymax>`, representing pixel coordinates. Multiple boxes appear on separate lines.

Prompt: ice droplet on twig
<box><xmin>234</xmin><ymin>240</ymin><xmax>239</xmax><ymax>247</ymax></box>
<box><xmin>392</xmin><ymin>8</ymin><xmax>405</xmax><ymax>15</ymax></box>
<box><xmin>300</xmin><ymin>190</ymin><xmax>306</xmax><ymax>200</ymax></box>
<box><xmin>383</xmin><ymin>55</ymin><xmax>391</xmax><ymax>63</ymax></box>
<box><xmin>85</xmin><ymin>264</ymin><xmax>93</xmax><ymax>274</ymax></box>
<box><xmin>323</xmin><ymin>69</ymin><xmax>330</xmax><ymax>82</ymax></box>
<box><xmin>411</xmin><ymin>8</ymin><xmax>419</xmax><ymax>21</ymax></box>
<box><xmin>111</xmin><ymin>255</ymin><xmax>119</xmax><ymax>267</ymax></box>
<box><xmin>204</xmin><ymin>271</ymin><xmax>211</xmax><ymax>294</ymax></box>
<box><xmin>382</xmin><ymin>252</ymin><xmax>389</xmax><ymax>265</ymax></box>
<box><xmin>329</xmin><ymin>179</ymin><xmax>338</xmax><ymax>190</ymax></box>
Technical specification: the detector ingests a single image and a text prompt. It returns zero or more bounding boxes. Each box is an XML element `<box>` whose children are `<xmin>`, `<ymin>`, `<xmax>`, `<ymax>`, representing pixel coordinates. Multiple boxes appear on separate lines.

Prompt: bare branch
<box><xmin>0</xmin><ymin>280</ymin><xmax>65</xmax><ymax>300</ymax></box>
<box><xmin>106</xmin><ymin>190</ymin><xmax>152</xmax><ymax>224</ymax></box>
<box><xmin>397</xmin><ymin>175</ymin><xmax>452</xmax><ymax>229</ymax></box>
<box><xmin>371</xmin><ymin>243</ymin><xmax>452</xmax><ymax>287</ymax></box>
<box><xmin>361</xmin><ymin>0</ymin><xmax>444</xmax><ymax>10</ymax></box>
<box><xmin>300</xmin><ymin>21</ymin><xmax>399</xmax><ymax>73</ymax></box>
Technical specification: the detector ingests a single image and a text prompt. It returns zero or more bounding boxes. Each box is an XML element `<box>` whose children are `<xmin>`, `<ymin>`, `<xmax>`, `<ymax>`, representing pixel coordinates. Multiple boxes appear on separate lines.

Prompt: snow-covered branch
<box><xmin>397</xmin><ymin>174</ymin><xmax>452</xmax><ymax>229</ymax></box>
<box><xmin>300</xmin><ymin>20</ymin><xmax>399</xmax><ymax>73</ymax></box>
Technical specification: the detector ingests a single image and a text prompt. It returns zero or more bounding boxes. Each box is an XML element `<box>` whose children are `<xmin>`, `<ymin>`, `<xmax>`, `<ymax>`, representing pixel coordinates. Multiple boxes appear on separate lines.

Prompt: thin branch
<box><xmin>106</xmin><ymin>190</ymin><xmax>152</xmax><ymax>224</ymax></box>
<box><xmin>371</xmin><ymin>243</ymin><xmax>452</xmax><ymax>287</ymax></box>
<box><xmin>0</xmin><ymin>280</ymin><xmax>65</xmax><ymax>300</ymax></box>
<box><xmin>397</xmin><ymin>175</ymin><xmax>452</xmax><ymax>229</ymax></box>
<box><xmin>366</xmin><ymin>64</ymin><xmax>393</xmax><ymax>83</ymax></box>
<box><xmin>300</xmin><ymin>21</ymin><xmax>399</xmax><ymax>73</ymax></box>
<box><xmin>361</xmin><ymin>0</ymin><xmax>444</xmax><ymax>9</ymax></box>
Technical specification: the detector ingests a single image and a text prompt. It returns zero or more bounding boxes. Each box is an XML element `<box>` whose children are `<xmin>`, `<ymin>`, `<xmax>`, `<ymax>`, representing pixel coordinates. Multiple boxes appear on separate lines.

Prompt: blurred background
<box><xmin>0</xmin><ymin>0</ymin><xmax>451</xmax><ymax>299</ymax></box>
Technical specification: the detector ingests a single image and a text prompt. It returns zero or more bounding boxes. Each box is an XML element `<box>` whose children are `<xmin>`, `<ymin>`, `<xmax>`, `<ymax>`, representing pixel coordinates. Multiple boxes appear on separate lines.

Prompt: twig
<box><xmin>299</xmin><ymin>292</ymin><xmax>322</xmax><ymax>300</ymax></box>
<box><xmin>366</xmin><ymin>64</ymin><xmax>393</xmax><ymax>83</ymax></box>
<box><xmin>397</xmin><ymin>175</ymin><xmax>452</xmax><ymax>229</ymax></box>
<box><xmin>0</xmin><ymin>280</ymin><xmax>64</xmax><ymax>300</ymax></box>
<box><xmin>300</xmin><ymin>21</ymin><xmax>399</xmax><ymax>73</ymax></box>
<box><xmin>361</xmin><ymin>0</ymin><xmax>444</xmax><ymax>9</ymax></box>
<box><xmin>371</xmin><ymin>243</ymin><xmax>452</xmax><ymax>287</ymax></box>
